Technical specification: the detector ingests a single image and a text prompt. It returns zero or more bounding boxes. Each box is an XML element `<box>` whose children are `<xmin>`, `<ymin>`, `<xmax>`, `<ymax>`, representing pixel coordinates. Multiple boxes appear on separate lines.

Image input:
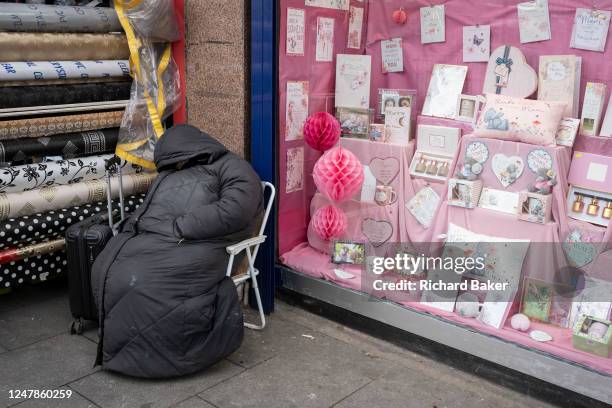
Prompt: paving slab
<box><xmin>70</xmin><ymin>360</ymin><xmax>243</xmax><ymax>408</ymax></box>
<box><xmin>0</xmin><ymin>334</ymin><xmax>98</xmax><ymax>408</ymax></box>
<box><xmin>172</xmin><ymin>396</ymin><xmax>216</xmax><ymax>408</ymax></box>
<box><xmin>0</xmin><ymin>296</ymin><xmax>72</xmax><ymax>351</ymax></box>
<box><xmin>0</xmin><ymin>280</ymin><xmax>67</xmax><ymax>314</ymax></box>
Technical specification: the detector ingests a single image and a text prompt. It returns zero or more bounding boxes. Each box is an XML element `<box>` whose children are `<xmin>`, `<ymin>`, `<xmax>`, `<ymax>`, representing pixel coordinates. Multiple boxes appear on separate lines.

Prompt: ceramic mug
<box><xmin>375</xmin><ymin>185</ymin><xmax>397</xmax><ymax>206</ymax></box>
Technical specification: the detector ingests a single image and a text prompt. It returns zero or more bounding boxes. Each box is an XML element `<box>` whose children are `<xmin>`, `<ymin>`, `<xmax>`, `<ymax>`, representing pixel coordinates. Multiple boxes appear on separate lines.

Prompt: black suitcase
<box><xmin>66</xmin><ymin>156</ymin><xmax>126</xmax><ymax>335</ymax></box>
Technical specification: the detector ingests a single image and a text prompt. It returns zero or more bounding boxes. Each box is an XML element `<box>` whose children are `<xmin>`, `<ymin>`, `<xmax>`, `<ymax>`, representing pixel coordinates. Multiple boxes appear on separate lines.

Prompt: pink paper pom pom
<box><xmin>313</xmin><ymin>146</ymin><xmax>364</xmax><ymax>202</ymax></box>
<box><xmin>304</xmin><ymin>112</ymin><xmax>341</xmax><ymax>152</ymax></box>
<box><xmin>310</xmin><ymin>205</ymin><xmax>347</xmax><ymax>241</ymax></box>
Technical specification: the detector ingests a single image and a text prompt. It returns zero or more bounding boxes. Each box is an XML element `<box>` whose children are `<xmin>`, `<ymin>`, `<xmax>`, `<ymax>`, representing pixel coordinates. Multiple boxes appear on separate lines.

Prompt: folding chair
<box><xmin>225</xmin><ymin>181</ymin><xmax>275</xmax><ymax>330</ymax></box>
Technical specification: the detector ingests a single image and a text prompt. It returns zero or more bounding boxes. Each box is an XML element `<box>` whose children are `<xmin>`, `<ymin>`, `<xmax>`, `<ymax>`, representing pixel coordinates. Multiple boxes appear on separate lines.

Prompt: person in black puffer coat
<box><xmin>91</xmin><ymin>124</ymin><xmax>263</xmax><ymax>378</ymax></box>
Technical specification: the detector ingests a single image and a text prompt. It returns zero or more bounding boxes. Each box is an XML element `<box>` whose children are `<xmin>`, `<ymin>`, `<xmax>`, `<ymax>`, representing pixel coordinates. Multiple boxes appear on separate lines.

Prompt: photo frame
<box><xmin>336</xmin><ymin>107</ymin><xmax>373</xmax><ymax>139</ymax></box>
<box><xmin>377</xmin><ymin>89</ymin><xmax>417</xmax><ymax>120</ymax></box>
<box><xmin>455</xmin><ymin>94</ymin><xmax>480</xmax><ymax>123</ymax></box>
<box><xmin>478</xmin><ymin>188</ymin><xmax>519</xmax><ymax>215</ymax></box>
<box><xmin>517</xmin><ymin>191</ymin><xmax>552</xmax><ymax>224</ymax></box>
<box><xmin>331</xmin><ymin>241</ymin><xmax>366</xmax><ymax>265</ymax></box>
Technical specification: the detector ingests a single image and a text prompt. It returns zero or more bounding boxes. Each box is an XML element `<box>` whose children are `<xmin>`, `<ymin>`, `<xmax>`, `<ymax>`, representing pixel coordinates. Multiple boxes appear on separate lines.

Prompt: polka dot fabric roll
<box><xmin>0</xmin><ymin>250</ymin><xmax>68</xmax><ymax>288</ymax></box>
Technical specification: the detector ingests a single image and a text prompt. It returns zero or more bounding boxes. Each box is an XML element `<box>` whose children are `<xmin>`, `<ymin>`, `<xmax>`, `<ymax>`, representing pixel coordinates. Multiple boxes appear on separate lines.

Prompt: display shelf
<box><xmin>279</xmin><ymin>266</ymin><xmax>612</xmax><ymax>404</ymax></box>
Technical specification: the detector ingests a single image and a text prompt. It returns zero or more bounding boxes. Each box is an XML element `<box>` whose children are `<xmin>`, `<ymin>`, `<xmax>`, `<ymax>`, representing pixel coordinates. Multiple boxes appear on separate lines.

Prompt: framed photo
<box><xmin>517</xmin><ymin>191</ymin><xmax>552</xmax><ymax>224</ymax></box>
<box><xmin>455</xmin><ymin>94</ymin><xmax>480</xmax><ymax>123</ymax></box>
<box><xmin>377</xmin><ymin>88</ymin><xmax>416</xmax><ymax>119</ymax></box>
<box><xmin>336</xmin><ymin>107</ymin><xmax>373</xmax><ymax>139</ymax></box>
<box><xmin>478</xmin><ymin>188</ymin><xmax>519</xmax><ymax>215</ymax></box>
<box><xmin>331</xmin><ymin>241</ymin><xmax>366</xmax><ymax>265</ymax></box>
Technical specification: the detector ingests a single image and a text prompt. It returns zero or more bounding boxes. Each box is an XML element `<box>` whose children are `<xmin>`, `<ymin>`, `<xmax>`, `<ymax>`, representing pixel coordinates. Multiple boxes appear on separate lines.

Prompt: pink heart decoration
<box><xmin>361</xmin><ymin>218</ymin><xmax>393</xmax><ymax>247</ymax></box>
<box><xmin>310</xmin><ymin>205</ymin><xmax>347</xmax><ymax>241</ymax></box>
<box><xmin>369</xmin><ymin>157</ymin><xmax>400</xmax><ymax>186</ymax></box>
<box><xmin>313</xmin><ymin>146</ymin><xmax>364</xmax><ymax>202</ymax></box>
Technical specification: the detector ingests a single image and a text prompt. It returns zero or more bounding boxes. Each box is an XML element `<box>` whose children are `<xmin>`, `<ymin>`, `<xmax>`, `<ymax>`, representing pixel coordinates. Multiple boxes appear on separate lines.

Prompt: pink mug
<box><xmin>375</xmin><ymin>185</ymin><xmax>397</xmax><ymax>206</ymax></box>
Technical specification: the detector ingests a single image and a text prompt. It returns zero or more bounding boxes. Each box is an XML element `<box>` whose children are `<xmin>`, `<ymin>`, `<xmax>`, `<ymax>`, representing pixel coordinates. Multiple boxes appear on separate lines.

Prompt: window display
<box><xmin>276</xmin><ymin>0</ymin><xmax>612</xmax><ymax>399</ymax></box>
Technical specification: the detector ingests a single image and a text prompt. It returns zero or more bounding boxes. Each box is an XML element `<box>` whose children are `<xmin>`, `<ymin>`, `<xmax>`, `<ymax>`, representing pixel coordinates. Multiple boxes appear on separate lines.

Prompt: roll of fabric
<box><xmin>0</xmin><ymin>82</ymin><xmax>131</xmax><ymax>110</ymax></box>
<box><xmin>0</xmin><ymin>76</ymin><xmax>128</xmax><ymax>88</ymax></box>
<box><xmin>0</xmin><ymin>33</ymin><xmax>128</xmax><ymax>61</ymax></box>
<box><xmin>0</xmin><ymin>4</ymin><xmax>122</xmax><ymax>33</ymax></box>
<box><xmin>0</xmin><ymin>250</ymin><xmax>67</xmax><ymax>288</ymax></box>
<box><xmin>0</xmin><ymin>239</ymin><xmax>65</xmax><ymax>265</ymax></box>
<box><xmin>0</xmin><ymin>193</ymin><xmax>146</xmax><ymax>251</ymax></box>
<box><xmin>0</xmin><ymin>60</ymin><xmax>130</xmax><ymax>82</ymax></box>
<box><xmin>0</xmin><ymin>128</ymin><xmax>119</xmax><ymax>163</ymax></box>
<box><xmin>0</xmin><ymin>154</ymin><xmax>143</xmax><ymax>194</ymax></box>
<box><xmin>0</xmin><ymin>111</ymin><xmax>124</xmax><ymax>140</ymax></box>
<box><xmin>0</xmin><ymin>172</ymin><xmax>156</xmax><ymax>220</ymax></box>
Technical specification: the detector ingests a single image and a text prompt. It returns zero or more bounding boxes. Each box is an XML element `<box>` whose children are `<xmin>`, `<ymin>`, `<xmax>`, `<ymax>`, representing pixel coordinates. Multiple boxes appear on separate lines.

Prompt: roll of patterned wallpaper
<box><xmin>0</xmin><ymin>82</ymin><xmax>131</xmax><ymax>109</ymax></box>
<box><xmin>0</xmin><ymin>193</ymin><xmax>146</xmax><ymax>251</ymax></box>
<box><xmin>0</xmin><ymin>250</ymin><xmax>68</xmax><ymax>288</ymax></box>
<box><xmin>0</xmin><ymin>4</ymin><xmax>122</xmax><ymax>33</ymax></box>
<box><xmin>0</xmin><ymin>128</ymin><xmax>119</xmax><ymax>163</ymax></box>
<box><xmin>0</xmin><ymin>33</ymin><xmax>128</xmax><ymax>61</ymax></box>
<box><xmin>0</xmin><ymin>172</ymin><xmax>156</xmax><ymax>221</ymax></box>
<box><xmin>0</xmin><ymin>239</ymin><xmax>65</xmax><ymax>265</ymax></box>
<box><xmin>0</xmin><ymin>154</ymin><xmax>143</xmax><ymax>194</ymax></box>
<box><xmin>0</xmin><ymin>111</ymin><xmax>124</xmax><ymax>140</ymax></box>
<box><xmin>0</xmin><ymin>60</ymin><xmax>130</xmax><ymax>82</ymax></box>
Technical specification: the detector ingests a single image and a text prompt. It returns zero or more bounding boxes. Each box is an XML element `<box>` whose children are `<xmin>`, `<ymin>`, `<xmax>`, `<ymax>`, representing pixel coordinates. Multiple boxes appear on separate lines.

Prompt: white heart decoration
<box><xmin>361</xmin><ymin>218</ymin><xmax>393</xmax><ymax>247</ymax></box>
<box><xmin>369</xmin><ymin>157</ymin><xmax>400</xmax><ymax>186</ymax></box>
<box><xmin>492</xmin><ymin>154</ymin><xmax>524</xmax><ymax>187</ymax></box>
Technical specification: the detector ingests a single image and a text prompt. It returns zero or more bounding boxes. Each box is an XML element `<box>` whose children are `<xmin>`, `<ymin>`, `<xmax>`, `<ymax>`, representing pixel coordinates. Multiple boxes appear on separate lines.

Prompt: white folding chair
<box><xmin>225</xmin><ymin>181</ymin><xmax>275</xmax><ymax>330</ymax></box>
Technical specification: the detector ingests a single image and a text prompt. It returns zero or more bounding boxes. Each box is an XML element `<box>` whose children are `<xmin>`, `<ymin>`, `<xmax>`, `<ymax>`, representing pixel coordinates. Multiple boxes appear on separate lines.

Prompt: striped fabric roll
<box><xmin>0</xmin><ymin>111</ymin><xmax>124</xmax><ymax>140</ymax></box>
<box><xmin>0</xmin><ymin>60</ymin><xmax>130</xmax><ymax>82</ymax></box>
<box><xmin>0</xmin><ymin>128</ymin><xmax>120</xmax><ymax>163</ymax></box>
<box><xmin>0</xmin><ymin>172</ymin><xmax>156</xmax><ymax>220</ymax></box>
<box><xmin>0</xmin><ymin>33</ymin><xmax>129</xmax><ymax>61</ymax></box>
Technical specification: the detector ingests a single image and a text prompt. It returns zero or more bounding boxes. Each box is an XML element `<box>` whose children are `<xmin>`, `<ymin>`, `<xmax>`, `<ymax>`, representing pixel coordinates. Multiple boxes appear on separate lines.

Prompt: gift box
<box><xmin>567</xmin><ymin>151</ymin><xmax>612</xmax><ymax>226</ymax></box>
<box><xmin>517</xmin><ymin>191</ymin><xmax>552</xmax><ymax>224</ymax></box>
<box><xmin>409</xmin><ymin>124</ymin><xmax>461</xmax><ymax>182</ymax></box>
<box><xmin>573</xmin><ymin>315</ymin><xmax>612</xmax><ymax>358</ymax></box>
<box><xmin>448</xmin><ymin>178</ymin><xmax>482</xmax><ymax>209</ymax></box>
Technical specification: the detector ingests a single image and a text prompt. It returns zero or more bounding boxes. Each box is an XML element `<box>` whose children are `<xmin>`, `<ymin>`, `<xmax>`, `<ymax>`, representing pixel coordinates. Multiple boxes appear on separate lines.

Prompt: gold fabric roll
<box><xmin>0</xmin><ymin>33</ymin><xmax>129</xmax><ymax>61</ymax></box>
<box><xmin>0</xmin><ymin>111</ymin><xmax>124</xmax><ymax>140</ymax></box>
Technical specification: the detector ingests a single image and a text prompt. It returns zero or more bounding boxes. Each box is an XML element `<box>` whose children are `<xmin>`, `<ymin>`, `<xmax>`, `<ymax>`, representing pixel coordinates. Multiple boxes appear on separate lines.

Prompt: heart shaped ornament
<box><xmin>369</xmin><ymin>157</ymin><xmax>400</xmax><ymax>186</ymax></box>
<box><xmin>361</xmin><ymin>218</ymin><xmax>393</xmax><ymax>247</ymax></box>
<box><xmin>483</xmin><ymin>45</ymin><xmax>538</xmax><ymax>98</ymax></box>
<box><xmin>492</xmin><ymin>154</ymin><xmax>524</xmax><ymax>187</ymax></box>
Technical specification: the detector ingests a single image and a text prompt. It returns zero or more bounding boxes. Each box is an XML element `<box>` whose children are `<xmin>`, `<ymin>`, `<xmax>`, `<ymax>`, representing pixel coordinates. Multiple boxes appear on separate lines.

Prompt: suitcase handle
<box><xmin>104</xmin><ymin>155</ymin><xmax>125</xmax><ymax>234</ymax></box>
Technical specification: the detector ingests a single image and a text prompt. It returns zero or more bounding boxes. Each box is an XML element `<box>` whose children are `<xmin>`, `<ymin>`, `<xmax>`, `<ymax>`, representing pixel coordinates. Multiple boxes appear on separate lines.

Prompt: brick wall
<box><xmin>184</xmin><ymin>0</ymin><xmax>250</xmax><ymax>158</ymax></box>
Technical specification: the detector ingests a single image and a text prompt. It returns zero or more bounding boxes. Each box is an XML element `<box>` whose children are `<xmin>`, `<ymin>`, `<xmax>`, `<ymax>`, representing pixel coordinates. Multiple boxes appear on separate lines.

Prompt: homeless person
<box><xmin>91</xmin><ymin>124</ymin><xmax>263</xmax><ymax>378</ymax></box>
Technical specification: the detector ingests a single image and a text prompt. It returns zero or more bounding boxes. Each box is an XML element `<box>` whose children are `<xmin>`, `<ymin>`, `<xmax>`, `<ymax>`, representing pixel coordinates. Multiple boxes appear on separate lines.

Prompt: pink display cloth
<box><xmin>280</xmin><ymin>244</ymin><xmax>612</xmax><ymax>375</ymax></box>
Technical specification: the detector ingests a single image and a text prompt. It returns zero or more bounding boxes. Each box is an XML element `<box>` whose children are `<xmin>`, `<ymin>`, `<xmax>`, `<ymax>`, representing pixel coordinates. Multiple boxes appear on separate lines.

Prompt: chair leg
<box><xmin>244</xmin><ymin>248</ymin><xmax>265</xmax><ymax>330</ymax></box>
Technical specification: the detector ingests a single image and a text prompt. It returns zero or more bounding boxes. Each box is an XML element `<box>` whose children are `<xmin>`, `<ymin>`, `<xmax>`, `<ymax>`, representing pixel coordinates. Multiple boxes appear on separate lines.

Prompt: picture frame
<box><xmin>422</xmin><ymin>64</ymin><xmax>468</xmax><ymax>119</ymax></box>
<box><xmin>448</xmin><ymin>179</ymin><xmax>483</xmax><ymax>209</ymax></box>
<box><xmin>455</xmin><ymin>94</ymin><xmax>480</xmax><ymax>123</ymax></box>
<box><xmin>377</xmin><ymin>88</ymin><xmax>416</xmax><ymax>120</ymax></box>
<box><xmin>336</xmin><ymin>107</ymin><xmax>373</xmax><ymax>139</ymax></box>
<box><xmin>331</xmin><ymin>241</ymin><xmax>366</xmax><ymax>265</ymax></box>
<box><xmin>517</xmin><ymin>191</ymin><xmax>552</xmax><ymax>224</ymax></box>
<box><xmin>478</xmin><ymin>188</ymin><xmax>519</xmax><ymax>215</ymax></box>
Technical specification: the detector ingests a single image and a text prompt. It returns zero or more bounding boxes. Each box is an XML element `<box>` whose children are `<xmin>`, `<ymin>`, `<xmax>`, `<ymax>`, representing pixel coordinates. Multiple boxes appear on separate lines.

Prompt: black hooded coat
<box><xmin>91</xmin><ymin>125</ymin><xmax>263</xmax><ymax>378</ymax></box>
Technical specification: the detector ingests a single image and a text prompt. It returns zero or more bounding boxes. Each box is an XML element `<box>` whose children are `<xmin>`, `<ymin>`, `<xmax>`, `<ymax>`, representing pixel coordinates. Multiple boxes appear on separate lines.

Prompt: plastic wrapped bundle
<box><xmin>0</xmin><ymin>3</ymin><xmax>121</xmax><ymax>33</ymax></box>
<box><xmin>118</xmin><ymin>0</ymin><xmax>180</xmax><ymax>42</ymax></box>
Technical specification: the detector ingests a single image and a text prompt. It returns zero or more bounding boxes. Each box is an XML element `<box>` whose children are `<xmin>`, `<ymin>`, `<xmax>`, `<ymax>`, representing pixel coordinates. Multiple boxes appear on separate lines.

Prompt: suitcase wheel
<box><xmin>70</xmin><ymin>319</ymin><xmax>83</xmax><ymax>335</ymax></box>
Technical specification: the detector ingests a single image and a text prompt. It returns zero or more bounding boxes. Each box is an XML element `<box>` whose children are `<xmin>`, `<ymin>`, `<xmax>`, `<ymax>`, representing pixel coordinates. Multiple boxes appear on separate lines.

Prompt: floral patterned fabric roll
<box><xmin>0</xmin><ymin>172</ymin><xmax>156</xmax><ymax>221</ymax></box>
<box><xmin>0</xmin><ymin>111</ymin><xmax>124</xmax><ymax>140</ymax></box>
<box><xmin>0</xmin><ymin>154</ymin><xmax>143</xmax><ymax>194</ymax></box>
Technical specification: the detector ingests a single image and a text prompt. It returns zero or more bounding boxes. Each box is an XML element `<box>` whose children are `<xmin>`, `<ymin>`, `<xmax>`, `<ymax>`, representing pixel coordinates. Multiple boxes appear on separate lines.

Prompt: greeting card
<box><xmin>570</xmin><ymin>8</ymin><xmax>611</xmax><ymax>52</ymax></box>
<box><xmin>335</xmin><ymin>54</ymin><xmax>371</xmax><ymax>109</ymax></box>
<box><xmin>580</xmin><ymin>82</ymin><xmax>607</xmax><ymax>136</ymax></box>
<box><xmin>286</xmin><ymin>8</ymin><xmax>305</xmax><ymax>56</ymax></box>
<box><xmin>569</xmin><ymin>277</ymin><xmax>612</xmax><ymax>328</ymax></box>
<box><xmin>462</xmin><ymin>25</ymin><xmax>490</xmax><ymax>62</ymax></box>
<box><xmin>285</xmin><ymin>81</ymin><xmax>309</xmax><ymax>141</ymax></box>
<box><xmin>381</xmin><ymin>38</ymin><xmax>404</xmax><ymax>74</ymax></box>
<box><xmin>420</xmin><ymin>5</ymin><xmax>445</xmax><ymax>44</ymax></box>
<box><xmin>347</xmin><ymin>6</ymin><xmax>364</xmax><ymax>49</ymax></box>
<box><xmin>517</xmin><ymin>0</ymin><xmax>551</xmax><ymax>44</ymax></box>
<box><xmin>406</xmin><ymin>186</ymin><xmax>440</xmax><ymax>228</ymax></box>
<box><xmin>422</xmin><ymin>64</ymin><xmax>467</xmax><ymax>119</ymax></box>
<box><xmin>305</xmin><ymin>0</ymin><xmax>349</xmax><ymax>11</ymax></box>
<box><xmin>286</xmin><ymin>147</ymin><xmax>304</xmax><ymax>193</ymax></box>
<box><xmin>384</xmin><ymin>106</ymin><xmax>411</xmax><ymax>145</ymax></box>
<box><xmin>316</xmin><ymin>17</ymin><xmax>334</xmax><ymax>62</ymax></box>
<box><xmin>538</xmin><ymin>55</ymin><xmax>582</xmax><ymax>118</ymax></box>
<box><xmin>556</xmin><ymin>118</ymin><xmax>580</xmax><ymax>147</ymax></box>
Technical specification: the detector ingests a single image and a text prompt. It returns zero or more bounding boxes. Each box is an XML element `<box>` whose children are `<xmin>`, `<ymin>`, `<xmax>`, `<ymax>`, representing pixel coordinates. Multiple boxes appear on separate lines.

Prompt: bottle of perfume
<box><xmin>414</xmin><ymin>156</ymin><xmax>427</xmax><ymax>173</ymax></box>
<box><xmin>572</xmin><ymin>194</ymin><xmax>585</xmax><ymax>213</ymax></box>
<box><xmin>587</xmin><ymin>198</ymin><xmax>600</xmax><ymax>216</ymax></box>
<box><xmin>603</xmin><ymin>201</ymin><xmax>612</xmax><ymax>219</ymax></box>
<box><xmin>426</xmin><ymin>160</ymin><xmax>438</xmax><ymax>175</ymax></box>
<box><xmin>437</xmin><ymin>162</ymin><xmax>449</xmax><ymax>177</ymax></box>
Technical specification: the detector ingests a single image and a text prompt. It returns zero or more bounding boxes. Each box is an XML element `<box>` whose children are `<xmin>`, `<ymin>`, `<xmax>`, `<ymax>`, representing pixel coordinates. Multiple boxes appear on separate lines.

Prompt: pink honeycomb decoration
<box><xmin>313</xmin><ymin>146</ymin><xmax>364</xmax><ymax>202</ymax></box>
<box><xmin>310</xmin><ymin>205</ymin><xmax>348</xmax><ymax>241</ymax></box>
<box><xmin>304</xmin><ymin>112</ymin><xmax>341</xmax><ymax>152</ymax></box>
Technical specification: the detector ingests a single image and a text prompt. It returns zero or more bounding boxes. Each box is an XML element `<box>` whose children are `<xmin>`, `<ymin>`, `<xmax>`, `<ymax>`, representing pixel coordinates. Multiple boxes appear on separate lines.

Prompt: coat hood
<box><xmin>154</xmin><ymin>124</ymin><xmax>228</xmax><ymax>171</ymax></box>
